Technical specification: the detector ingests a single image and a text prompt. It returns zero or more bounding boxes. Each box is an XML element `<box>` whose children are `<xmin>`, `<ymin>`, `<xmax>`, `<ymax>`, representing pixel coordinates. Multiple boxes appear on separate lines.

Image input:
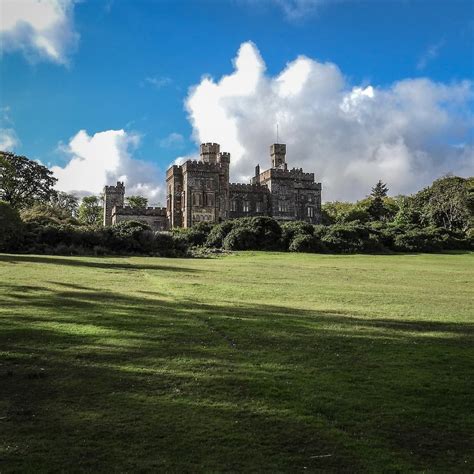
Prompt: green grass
<box><xmin>1</xmin><ymin>252</ymin><xmax>473</xmax><ymax>472</ymax></box>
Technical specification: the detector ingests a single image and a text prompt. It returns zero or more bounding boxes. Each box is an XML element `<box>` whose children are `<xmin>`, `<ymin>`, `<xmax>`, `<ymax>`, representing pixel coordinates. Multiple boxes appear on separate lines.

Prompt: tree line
<box><xmin>1</xmin><ymin>150</ymin><xmax>472</xmax><ymax>255</ymax></box>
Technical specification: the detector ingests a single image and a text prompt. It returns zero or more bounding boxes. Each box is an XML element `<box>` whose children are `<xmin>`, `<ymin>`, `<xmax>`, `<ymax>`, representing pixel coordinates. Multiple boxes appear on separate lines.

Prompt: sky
<box><xmin>0</xmin><ymin>0</ymin><xmax>473</xmax><ymax>204</ymax></box>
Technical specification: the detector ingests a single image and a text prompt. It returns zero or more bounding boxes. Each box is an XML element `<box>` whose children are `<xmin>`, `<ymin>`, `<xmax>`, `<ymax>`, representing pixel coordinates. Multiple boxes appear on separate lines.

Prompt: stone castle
<box><xmin>103</xmin><ymin>142</ymin><xmax>322</xmax><ymax>230</ymax></box>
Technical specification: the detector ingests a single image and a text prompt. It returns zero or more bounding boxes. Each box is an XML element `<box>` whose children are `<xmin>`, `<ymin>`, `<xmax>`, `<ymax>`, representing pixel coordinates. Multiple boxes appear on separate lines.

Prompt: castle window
<box><xmin>231</xmin><ymin>200</ymin><xmax>237</xmax><ymax>212</ymax></box>
<box><xmin>193</xmin><ymin>192</ymin><xmax>202</xmax><ymax>206</ymax></box>
<box><xmin>278</xmin><ymin>201</ymin><xmax>289</xmax><ymax>213</ymax></box>
<box><xmin>243</xmin><ymin>201</ymin><xmax>250</xmax><ymax>213</ymax></box>
<box><xmin>307</xmin><ymin>207</ymin><xmax>314</xmax><ymax>218</ymax></box>
<box><xmin>256</xmin><ymin>202</ymin><xmax>262</xmax><ymax>212</ymax></box>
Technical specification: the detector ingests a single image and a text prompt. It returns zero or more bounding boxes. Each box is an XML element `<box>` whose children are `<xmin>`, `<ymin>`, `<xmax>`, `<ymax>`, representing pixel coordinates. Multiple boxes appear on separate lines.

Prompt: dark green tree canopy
<box><xmin>126</xmin><ymin>195</ymin><xmax>148</xmax><ymax>209</ymax></box>
<box><xmin>0</xmin><ymin>151</ymin><xmax>57</xmax><ymax>209</ymax></box>
<box><xmin>371</xmin><ymin>180</ymin><xmax>389</xmax><ymax>199</ymax></box>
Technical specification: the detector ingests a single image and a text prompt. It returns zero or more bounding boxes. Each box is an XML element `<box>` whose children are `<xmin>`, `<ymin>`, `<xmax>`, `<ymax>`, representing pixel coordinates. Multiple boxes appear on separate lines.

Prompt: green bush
<box><xmin>206</xmin><ymin>221</ymin><xmax>236</xmax><ymax>248</ymax></box>
<box><xmin>223</xmin><ymin>227</ymin><xmax>258</xmax><ymax>250</ymax></box>
<box><xmin>0</xmin><ymin>201</ymin><xmax>23</xmax><ymax>251</ymax></box>
<box><xmin>289</xmin><ymin>234</ymin><xmax>327</xmax><ymax>253</ymax></box>
<box><xmin>281</xmin><ymin>221</ymin><xmax>314</xmax><ymax>249</ymax></box>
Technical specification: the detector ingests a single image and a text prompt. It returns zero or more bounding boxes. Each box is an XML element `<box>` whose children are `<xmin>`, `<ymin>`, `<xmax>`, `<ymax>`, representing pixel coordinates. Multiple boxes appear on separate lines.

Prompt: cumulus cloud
<box><xmin>186</xmin><ymin>41</ymin><xmax>474</xmax><ymax>201</ymax></box>
<box><xmin>0</xmin><ymin>0</ymin><xmax>79</xmax><ymax>64</ymax></box>
<box><xmin>52</xmin><ymin>130</ymin><xmax>164</xmax><ymax>204</ymax></box>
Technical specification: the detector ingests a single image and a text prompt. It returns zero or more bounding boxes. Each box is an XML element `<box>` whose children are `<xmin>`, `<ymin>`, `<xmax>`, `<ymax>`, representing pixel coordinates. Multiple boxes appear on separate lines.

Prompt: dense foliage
<box><xmin>0</xmin><ymin>151</ymin><xmax>57</xmax><ymax>209</ymax></box>
<box><xmin>0</xmin><ymin>153</ymin><xmax>472</xmax><ymax>256</ymax></box>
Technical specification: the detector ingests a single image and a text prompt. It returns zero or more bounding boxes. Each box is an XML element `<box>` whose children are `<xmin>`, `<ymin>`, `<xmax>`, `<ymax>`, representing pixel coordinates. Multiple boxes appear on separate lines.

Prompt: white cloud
<box><xmin>0</xmin><ymin>128</ymin><xmax>20</xmax><ymax>151</ymax></box>
<box><xmin>142</xmin><ymin>76</ymin><xmax>172</xmax><ymax>89</ymax></box>
<box><xmin>52</xmin><ymin>130</ymin><xmax>164</xmax><ymax>203</ymax></box>
<box><xmin>185</xmin><ymin>41</ymin><xmax>474</xmax><ymax>201</ymax></box>
<box><xmin>417</xmin><ymin>40</ymin><xmax>444</xmax><ymax>71</ymax></box>
<box><xmin>0</xmin><ymin>0</ymin><xmax>79</xmax><ymax>65</ymax></box>
<box><xmin>159</xmin><ymin>132</ymin><xmax>185</xmax><ymax>149</ymax></box>
<box><xmin>240</xmin><ymin>0</ymin><xmax>328</xmax><ymax>21</ymax></box>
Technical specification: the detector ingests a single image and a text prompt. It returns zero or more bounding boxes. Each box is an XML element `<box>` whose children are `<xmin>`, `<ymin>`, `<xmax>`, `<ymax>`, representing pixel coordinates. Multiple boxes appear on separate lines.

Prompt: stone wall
<box><xmin>112</xmin><ymin>206</ymin><xmax>169</xmax><ymax>231</ymax></box>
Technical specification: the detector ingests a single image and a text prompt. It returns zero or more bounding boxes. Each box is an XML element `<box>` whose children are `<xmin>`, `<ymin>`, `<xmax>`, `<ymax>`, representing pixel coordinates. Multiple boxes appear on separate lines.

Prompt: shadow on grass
<box><xmin>0</xmin><ymin>254</ymin><xmax>199</xmax><ymax>272</ymax></box>
<box><xmin>1</xmin><ymin>280</ymin><xmax>473</xmax><ymax>472</ymax></box>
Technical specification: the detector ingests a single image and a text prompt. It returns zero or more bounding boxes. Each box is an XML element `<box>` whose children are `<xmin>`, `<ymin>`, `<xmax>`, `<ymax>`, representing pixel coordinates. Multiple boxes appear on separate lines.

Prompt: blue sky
<box><xmin>1</xmin><ymin>0</ymin><xmax>473</xmax><ymax>201</ymax></box>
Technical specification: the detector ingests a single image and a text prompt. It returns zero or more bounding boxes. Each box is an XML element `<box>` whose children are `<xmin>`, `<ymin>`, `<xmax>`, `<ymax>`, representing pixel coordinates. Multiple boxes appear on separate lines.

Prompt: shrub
<box><xmin>393</xmin><ymin>228</ymin><xmax>444</xmax><ymax>252</ymax></box>
<box><xmin>206</xmin><ymin>221</ymin><xmax>236</xmax><ymax>248</ymax></box>
<box><xmin>241</xmin><ymin>216</ymin><xmax>282</xmax><ymax>250</ymax></box>
<box><xmin>281</xmin><ymin>221</ymin><xmax>314</xmax><ymax>249</ymax></box>
<box><xmin>289</xmin><ymin>234</ymin><xmax>327</xmax><ymax>253</ymax></box>
<box><xmin>223</xmin><ymin>227</ymin><xmax>258</xmax><ymax>250</ymax></box>
<box><xmin>319</xmin><ymin>223</ymin><xmax>386</xmax><ymax>253</ymax></box>
<box><xmin>175</xmin><ymin>222</ymin><xmax>213</xmax><ymax>247</ymax></box>
<box><xmin>0</xmin><ymin>200</ymin><xmax>23</xmax><ymax>251</ymax></box>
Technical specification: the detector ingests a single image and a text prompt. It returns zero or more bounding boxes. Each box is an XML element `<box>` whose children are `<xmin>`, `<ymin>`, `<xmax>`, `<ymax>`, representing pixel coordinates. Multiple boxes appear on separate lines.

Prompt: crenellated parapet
<box><xmin>114</xmin><ymin>206</ymin><xmax>167</xmax><ymax>217</ymax></box>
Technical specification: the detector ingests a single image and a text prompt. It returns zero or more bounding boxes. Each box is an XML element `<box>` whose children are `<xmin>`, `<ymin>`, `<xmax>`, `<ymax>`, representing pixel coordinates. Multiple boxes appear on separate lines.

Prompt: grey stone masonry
<box><xmin>105</xmin><ymin>141</ymin><xmax>322</xmax><ymax>229</ymax></box>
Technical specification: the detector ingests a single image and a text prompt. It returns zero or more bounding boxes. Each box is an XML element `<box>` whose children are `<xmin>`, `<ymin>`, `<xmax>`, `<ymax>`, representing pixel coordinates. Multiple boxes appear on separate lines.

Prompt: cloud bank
<box><xmin>0</xmin><ymin>0</ymin><xmax>79</xmax><ymax>64</ymax></box>
<box><xmin>52</xmin><ymin>130</ymin><xmax>164</xmax><ymax>203</ymax></box>
<box><xmin>186</xmin><ymin>42</ymin><xmax>474</xmax><ymax>201</ymax></box>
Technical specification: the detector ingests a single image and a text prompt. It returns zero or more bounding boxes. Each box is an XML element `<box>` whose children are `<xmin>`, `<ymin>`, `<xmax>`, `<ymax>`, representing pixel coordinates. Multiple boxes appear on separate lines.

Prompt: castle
<box><xmin>103</xmin><ymin>142</ymin><xmax>322</xmax><ymax>230</ymax></box>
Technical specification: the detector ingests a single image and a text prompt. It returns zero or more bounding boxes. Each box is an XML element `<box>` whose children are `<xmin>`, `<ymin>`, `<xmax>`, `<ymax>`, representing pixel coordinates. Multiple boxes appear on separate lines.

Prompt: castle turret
<box><xmin>255</xmin><ymin>164</ymin><xmax>260</xmax><ymax>183</ymax></box>
<box><xmin>271</xmin><ymin>143</ymin><xmax>287</xmax><ymax>170</ymax></box>
<box><xmin>103</xmin><ymin>181</ymin><xmax>125</xmax><ymax>226</ymax></box>
<box><xmin>200</xmin><ymin>143</ymin><xmax>220</xmax><ymax>164</ymax></box>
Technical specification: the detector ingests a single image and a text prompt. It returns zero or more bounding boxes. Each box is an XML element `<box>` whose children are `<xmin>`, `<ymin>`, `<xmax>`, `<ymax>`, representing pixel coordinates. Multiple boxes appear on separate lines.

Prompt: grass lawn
<box><xmin>0</xmin><ymin>252</ymin><xmax>473</xmax><ymax>472</ymax></box>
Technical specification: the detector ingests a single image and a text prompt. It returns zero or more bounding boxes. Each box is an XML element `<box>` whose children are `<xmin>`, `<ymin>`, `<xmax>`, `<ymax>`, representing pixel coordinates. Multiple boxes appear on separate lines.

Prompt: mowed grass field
<box><xmin>0</xmin><ymin>252</ymin><xmax>473</xmax><ymax>472</ymax></box>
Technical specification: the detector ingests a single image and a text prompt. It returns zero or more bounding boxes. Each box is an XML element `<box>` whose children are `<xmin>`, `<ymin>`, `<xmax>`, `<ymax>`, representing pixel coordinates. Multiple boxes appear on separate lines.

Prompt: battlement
<box><xmin>229</xmin><ymin>183</ymin><xmax>270</xmax><ymax>193</ymax></box>
<box><xmin>104</xmin><ymin>181</ymin><xmax>125</xmax><ymax>192</ymax></box>
<box><xmin>113</xmin><ymin>206</ymin><xmax>167</xmax><ymax>217</ymax></box>
<box><xmin>182</xmin><ymin>160</ymin><xmax>226</xmax><ymax>172</ymax></box>
<box><xmin>166</xmin><ymin>165</ymin><xmax>183</xmax><ymax>179</ymax></box>
<box><xmin>260</xmin><ymin>167</ymin><xmax>316</xmax><ymax>181</ymax></box>
<box><xmin>200</xmin><ymin>142</ymin><xmax>221</xmax><ymax>163</ymax></box>
<box><xmin>218</xmin><ymin>152</ymin><xmax>230</xmax><ymax>163</ymax></box>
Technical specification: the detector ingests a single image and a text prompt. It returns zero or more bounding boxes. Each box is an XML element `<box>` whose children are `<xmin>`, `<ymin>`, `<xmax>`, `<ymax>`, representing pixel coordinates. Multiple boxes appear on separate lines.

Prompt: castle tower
<box><xmin>270</xmin><ymin>143</ymin><xmax>287</xmax><ymax>169</ymax></box>
<box><xmin>103</xmin><ymin>181</ymin><xmax>125</xmax><ymax>226</ymax></box>
<box><xmin>200</xmin><ymin>143</ymin><xmax>220</xmax><ymax>164</ymax></box>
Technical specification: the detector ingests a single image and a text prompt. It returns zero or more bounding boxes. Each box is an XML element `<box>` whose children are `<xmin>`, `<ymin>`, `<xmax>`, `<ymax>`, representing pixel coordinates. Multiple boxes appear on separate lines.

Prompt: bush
<box><xmin>320</xmin><ymin>223</ymin><xmax>386</xmax><ymax>253</ymax></box>
<box><xmin>0</xmin><ymin>201</ymin><xmax>23</xmax><ymax>251</ymax></box>
<box><xmin>175</xmin><ymin>222</ymin><xmax>213</xmax><ymax>247</ymax></box>
<box><xmin>206</xmin><ymin>221</ymin><xmax>236</xmax><ymax>248</ymax></box>
<box><xmin>393</xmin><ymin>228</ymin><xmax>445</xmax><ymax>252</ymax></box>
<box><xmin>223</xmin><ymin>227</ymin><xmax>258</xmax><ymax>250</ymax></box>
<box><xmin>281</xmin><ymin>221</ymin><xmax>314</xmax><ymax>249</ymax></box>
<box><xmin>289</xmin><ymin>234</ymin><xmax>327</xmax><ymax>253</ymax></box>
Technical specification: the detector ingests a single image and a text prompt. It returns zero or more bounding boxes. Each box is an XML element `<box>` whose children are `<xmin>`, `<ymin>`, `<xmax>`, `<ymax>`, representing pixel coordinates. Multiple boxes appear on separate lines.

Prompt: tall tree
<box><xmin>417</xmin><ymin>176</ymin><xmax>473</xmax><ymax>231</ymax></box>
<box><xmin>0</xmin><ymin>151</ymin><xmax>57</xmax><ymax>209</ymax></box>
<box><xmin>371</xmin><ymin>180</ymin><xmax>389</xmax><ymax>199</ymax></box>
<box><xmin>126</xmin><ymin>195</ymin><xmax>148</xmax><ymax>209</ymax></box>
<box><xmin>368</xmin><ymin>180</ymin><xmax>389</xmax><ymax>220</ymax></box>
<box><xmin>50</xmin><ymin>192</ymin><xmax>79</xmax><ymax>217</ymax></box>
<box><xmin>78</xmin><ymin>196</ymin><xmax>102</xmax><ymax>225</ymax></box>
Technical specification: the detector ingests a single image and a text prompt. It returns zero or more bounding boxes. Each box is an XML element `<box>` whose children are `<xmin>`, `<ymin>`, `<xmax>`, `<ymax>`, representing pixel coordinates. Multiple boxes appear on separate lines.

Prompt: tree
<box><xmin>78</xmin><ymin>196</ymin><xmax>102</xmax><ymax>225</ymax></box>
<box><xmin>368</xmin><ymin>181</ymin><xmax>389</xmax><ymax>221</ymax></box>
<box><xmin>371</xmin><ymin>180</ymin><xmax>389</xmax><ymax>199</ymax></box>
<box><xmin>126</xmin><ymin>195</ymin><xmax>148</xmax><ymax>209</ymax></box>
<box><xmin>0</xmin><ymin>200</ymin><xmax>23</xmax><ymax>251</ymax></box>
<box><xmin>0</xmin><ymin>151</ymin><xmax>57</xmax><ymax>209</ymax></box>
<box><xmin>416</xmin><ymin>176</ymin><xmax>473</xmax><ymax>231</ymax></box>
<box><xmin>50</xmin><ymin>192</ymin><xmax>79</xmax><ymax>217</ymax></box>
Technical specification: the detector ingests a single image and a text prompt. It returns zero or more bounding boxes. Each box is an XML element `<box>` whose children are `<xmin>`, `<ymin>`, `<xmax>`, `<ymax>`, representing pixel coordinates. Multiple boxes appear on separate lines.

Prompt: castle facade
<box><xmin>104</xmin><ymin>142</ymin><xmax>322</xmax><ymax>230</ymax></box>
